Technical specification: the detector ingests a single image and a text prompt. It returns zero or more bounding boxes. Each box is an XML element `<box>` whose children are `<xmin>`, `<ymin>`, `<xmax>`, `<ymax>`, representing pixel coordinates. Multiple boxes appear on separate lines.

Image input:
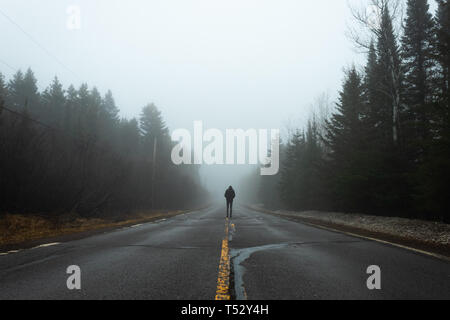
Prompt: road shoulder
<box><xmin>246</xmin><ymin>205</ymin><xmax>450</xmax><ymax>262</ymax></box>
<box><xmin>0</xmin><ymin>206</ymin><xmax>210</xmax><ymax>254</ymax></box>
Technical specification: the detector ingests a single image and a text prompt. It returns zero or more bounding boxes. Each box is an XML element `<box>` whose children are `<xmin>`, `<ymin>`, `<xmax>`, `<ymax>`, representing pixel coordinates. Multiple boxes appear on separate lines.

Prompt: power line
<box><xmin>0</xmin><ymin>104</ymin><xmax>117</xmax><ymax>155</ymax></box>
<box><xmin>0</xmin><ymin>8</ymin><xmax>82</xmax><ymax>82</ymax></box>
<box><xmin>0</xmin><ymin>8</ymin><xmax>120</xmax><ymax>156</ymax></box>
<box><xmin>1</xmin><ymin>105</ymin><xmax>56</xmax><ymax>131</ymax></box>
<box><xmin>0</xmin><ymin>58</ymin><xmax>17</xmax><ymax>72</ymax></box>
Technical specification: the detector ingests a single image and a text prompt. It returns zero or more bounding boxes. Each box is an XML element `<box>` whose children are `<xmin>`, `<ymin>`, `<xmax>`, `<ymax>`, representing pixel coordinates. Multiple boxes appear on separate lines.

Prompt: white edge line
<box><xmin>31</xmin><ymin>242</ymin><xmax>60</xmax><ymax>249</ymax></box>
<box><xmin>1</xmin><ymin>209</ymin><xmax>199</xmax><ymax>256</ymax></box>
<box><xmin>299</xmin><ymin>219</ymin><xmax>450</xmax><ymax>262</ymax></box>
<box><xmin>0</xmin><ymin>250</ymin><xmax>21</xmax><ymax>255</ymax></box>
<box><xmin>1</xmin><ymin>243</ymin><xmax>61</xmax><ymax>256</ymax></box>
<box><xmin>249</xmin><ymin>207</ymin><xmax>450</xmax><ymax>263</ymax></box>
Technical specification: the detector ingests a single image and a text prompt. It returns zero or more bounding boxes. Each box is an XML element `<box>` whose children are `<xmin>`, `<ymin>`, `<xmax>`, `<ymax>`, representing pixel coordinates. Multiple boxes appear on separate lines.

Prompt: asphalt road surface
<box><xmin>0</xmin><ymin>205</ymin><xmax>449</xmax><ymax>300</ymax></box>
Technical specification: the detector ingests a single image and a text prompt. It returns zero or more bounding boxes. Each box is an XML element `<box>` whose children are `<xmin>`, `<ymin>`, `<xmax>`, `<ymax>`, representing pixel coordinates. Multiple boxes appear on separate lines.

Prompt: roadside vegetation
<box><xmin>0</xmin><ymin>69</ymin><xmax>205</xmax><ymax>220</ymax></box>
<box><xmin>0</xmin><ymin>62</ymin><xmax>206</xmax><ymax>246</ymax></box>
<box><xmin>252</xmin><ymin>0</ymin><xmax>450</xmax><ymax>223</ymax></box>
<box><xmin>0</xmin><ymin>210</ymin><xmax>188</xmax><ymax>248</ymax></box>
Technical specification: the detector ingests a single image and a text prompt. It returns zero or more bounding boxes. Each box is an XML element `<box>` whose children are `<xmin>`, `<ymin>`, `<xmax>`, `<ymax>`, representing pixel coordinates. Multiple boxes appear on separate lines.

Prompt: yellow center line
<box><xmin>215</xmin><ymin>218</ymin><xmax>231</xmax><ymax>300</ymax></box>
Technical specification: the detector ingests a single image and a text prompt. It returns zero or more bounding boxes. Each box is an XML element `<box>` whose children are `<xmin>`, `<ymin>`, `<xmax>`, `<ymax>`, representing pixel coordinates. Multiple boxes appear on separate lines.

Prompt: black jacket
<box><xmin>225</xmin><ymin>188</ymin><xmax>236</xmax><ymax>202</ymax></box>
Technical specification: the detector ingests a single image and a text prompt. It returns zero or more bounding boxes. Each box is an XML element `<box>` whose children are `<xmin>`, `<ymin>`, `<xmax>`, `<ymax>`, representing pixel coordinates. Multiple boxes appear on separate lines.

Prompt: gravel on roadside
<box><xmin>248</xmin><ymin>205</ymin><xmax>450</xmax><ymax>258</ymax></box>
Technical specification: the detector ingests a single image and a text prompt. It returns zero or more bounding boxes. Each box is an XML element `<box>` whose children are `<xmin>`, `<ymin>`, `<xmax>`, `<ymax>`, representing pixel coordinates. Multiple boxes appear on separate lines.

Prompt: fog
<box><xmin>0</xmin><ymin>0</ymin><xmax>403</xmax><ymax>199</ymax></box>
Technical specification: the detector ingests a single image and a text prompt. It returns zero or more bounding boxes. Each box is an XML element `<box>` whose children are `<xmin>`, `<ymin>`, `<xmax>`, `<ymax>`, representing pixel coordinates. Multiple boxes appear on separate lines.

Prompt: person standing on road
<box><xmin>225</xmin><ymin>186</ymin><xmax>236</xmax><ymax>218</ymax></box>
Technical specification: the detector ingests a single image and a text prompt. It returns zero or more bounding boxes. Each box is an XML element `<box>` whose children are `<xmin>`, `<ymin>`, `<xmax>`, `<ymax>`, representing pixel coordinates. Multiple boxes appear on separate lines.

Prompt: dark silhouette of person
<box><xmin>225</xmin><ymin>186</ymin><xmax>236</xmax><ymax>218</ymax></box>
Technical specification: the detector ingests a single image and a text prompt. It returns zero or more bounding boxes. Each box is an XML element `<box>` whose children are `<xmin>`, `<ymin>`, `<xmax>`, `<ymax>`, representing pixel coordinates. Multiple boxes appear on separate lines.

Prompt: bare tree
<box><xmin>347</xmin><ymin>0</ymin><xmax>405</xmax><ymax>146</ymax></box>
<box><xmin>347</xmin><ymin>0</ymin><xmax>404</xmax><ymax>50</ymax></box>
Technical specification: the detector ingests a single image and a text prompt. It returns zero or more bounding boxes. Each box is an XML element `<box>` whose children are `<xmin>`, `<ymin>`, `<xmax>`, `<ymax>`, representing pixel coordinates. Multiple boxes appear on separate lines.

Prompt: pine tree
<box><xmin>139</xmin><ymin>103</ymin><xmax>171</xmax><ymax>208</ymax></box>
<box><xmin>280</xmin><ymin>131</ymin><xmax>304</xmax><ymax>208</ymax></box>
<box><xmin>433</xmin><ymin>0</ymin><xmax>449</xmax><ymax>148</ymax></box>
<box><xmin>102</xmin><ymin>90</ymin><xmax>120</xmax><ymax>124</ymax></box>
<box><xmin>139</xmin><ymin>103</ymin><xmax>170</xmax><ymax>157</ymax></box>
<box><xmin>42</xmin><ymin>76</ymin><xmax>66</xmax><ymax>126</ymax></box>
<box><xmin>377</xmin><ymin>6</ymin><xmax>402</xmax><ymax>146</ymax></box>
<box><xmin>7</xmin><ymin>70</ymin><xmax>25</xmax><ymax>110</ymax></box>
<box><xmin>89</xmin><ymin>87</ymin><xmax>103</xmax><ymax>109</ymax></box>
<box><xmin>87</xmin><ymin>87</ymin><xmax>102</xmax><ymax>139</ymax></box>
<box><xmin>363</xmin><ymin>41</ymin><xmax>389</xmax><ymax>145</ymax></box>
<box><xmin>416</xmin><ymin>0</ymin><xmax>450</xmax><ymax>221</ymax></box>
<box><xmin>119</xmin><ymin>118</ymin><xmax>140</xmax><ymax>155</ymax></box>
<box><xmin>63</xmin><ymin>85</ymin><xmax>77</xmax><ymax>134</ymax></box>
<box><xmin>0</xmin><ymin>72</ymin><xmax>6</xmax><ymax>102</ymax></box>
<box><xmin>435</xmin><ymin>0</ymin><xmax>449</xmax><ymax>108</ymax></box>
<box><xmin>325</xmin><ymin>68</ymin><xmax>366</xmax><ymax>156</ymax></box>
<box><xmin>279</xmin><ymin>115</ymin><xmax>327</xmax><ymax>211</ymax></box>
<box><xmin>98</xmin><ymin>90</ymin><xmax>120</xmax><ymax>146</ymax></box>
<box><xmin>324</xmin><ymin>67</ymin><xmax>371</xmax><ymax>211</ymax></box>
<box><xmin>7</xmin><ymin>68</ymin><xmax>41</xmax><ymax>117</ymax></box>
<box><xmin>302</xmin><ymin>118</ymin><xmax>326</xmax><ymax>209</ymax></box>
<box><xmin>0</xmin><ymin>71</ymin><xmax>204</xmax><ymax>216</ymax></box>
<box><xmin>401</xmin><ymin>0</ymin><xmax>436</xmax><ymax>153</ymax></box>
<box><xmin>0</xmin><ymin>73</ymin><xmax>6</xmax><ymax>122</ymax></box>
<box><xmin>22</xmin><ymin>68</ymin><xmax>41</xmax><ymax>113</ymax></box>
<box><xmin>364</xmin><ymin>42</ymin><xmax>380</xmax><ymax>123</ymax></box>
<box><xmin>77</xmin><ymin>83</ymin><xmax>90</xmax><ymax>107</ymax></box>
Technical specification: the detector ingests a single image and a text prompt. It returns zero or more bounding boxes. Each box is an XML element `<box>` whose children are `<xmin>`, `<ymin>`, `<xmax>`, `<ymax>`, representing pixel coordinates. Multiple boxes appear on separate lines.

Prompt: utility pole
<box><xmin>151</xmin><ymin>137</ymin><xmax>158</xmax><ymax>210</ymax></box>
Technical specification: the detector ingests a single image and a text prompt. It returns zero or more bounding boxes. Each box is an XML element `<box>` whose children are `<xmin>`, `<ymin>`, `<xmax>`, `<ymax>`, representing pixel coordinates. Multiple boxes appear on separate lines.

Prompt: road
<box><xmin>0</xmin><ymin>205</ymin><xmax>449</xmax><ymax>300</ymax></box>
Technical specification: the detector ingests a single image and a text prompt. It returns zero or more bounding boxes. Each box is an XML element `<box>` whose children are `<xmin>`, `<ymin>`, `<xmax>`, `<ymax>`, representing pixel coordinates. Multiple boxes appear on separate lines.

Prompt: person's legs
<box><xmin>229</xmin><ymin>201</ymin><xmax>233</xmax><ymax>218</ymax></box>
<box><xmin>226</xmin><ymin>201</ymin><xmax>230</xmax><ymax>217</ymax></box>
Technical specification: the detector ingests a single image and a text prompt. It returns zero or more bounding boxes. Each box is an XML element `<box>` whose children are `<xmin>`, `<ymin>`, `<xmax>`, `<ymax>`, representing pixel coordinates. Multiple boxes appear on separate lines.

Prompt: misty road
<box><xmin>0</xmin><ymin>205</ymin><xmax>449</xmax><ymax>300</ymax></box>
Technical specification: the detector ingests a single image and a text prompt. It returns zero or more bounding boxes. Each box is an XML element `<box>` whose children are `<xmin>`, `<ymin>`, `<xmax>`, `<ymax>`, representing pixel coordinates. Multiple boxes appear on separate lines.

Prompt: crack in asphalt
<box><xmin>230</xmin><ymin>240</ymin><xmax>363</xmax><ymax>300</ymax></box>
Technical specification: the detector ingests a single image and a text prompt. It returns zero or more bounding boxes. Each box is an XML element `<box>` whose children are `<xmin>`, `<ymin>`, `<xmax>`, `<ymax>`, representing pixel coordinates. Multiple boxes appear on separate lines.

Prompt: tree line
<box><xmin>0</xmin><ymin>69</ymin><xmax>205</xmax><ymax>218</ymax></box>
<box><xmin>258</xmin><ymin>0</ymin><xmax>449</xmax><ymax>222</ymax></box>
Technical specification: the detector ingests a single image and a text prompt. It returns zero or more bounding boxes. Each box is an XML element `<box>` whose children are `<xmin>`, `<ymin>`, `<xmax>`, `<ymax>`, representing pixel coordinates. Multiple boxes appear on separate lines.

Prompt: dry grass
<box><xmin>0</xmin><ymin>211</ymin><xmax>185</xmax><ymax>247</ymax></box>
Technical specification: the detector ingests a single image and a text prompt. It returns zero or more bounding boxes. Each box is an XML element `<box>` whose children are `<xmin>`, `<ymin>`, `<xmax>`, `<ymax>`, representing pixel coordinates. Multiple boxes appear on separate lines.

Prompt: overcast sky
<box><xmin>0</xmin><ymin>0</ymin><xmax>370</xmax><ymax>132</ymax></box>
<box><xmin>1</xmin><ymin>0</ymin><xmax>437</xmax><ymax>196</ymax></box>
